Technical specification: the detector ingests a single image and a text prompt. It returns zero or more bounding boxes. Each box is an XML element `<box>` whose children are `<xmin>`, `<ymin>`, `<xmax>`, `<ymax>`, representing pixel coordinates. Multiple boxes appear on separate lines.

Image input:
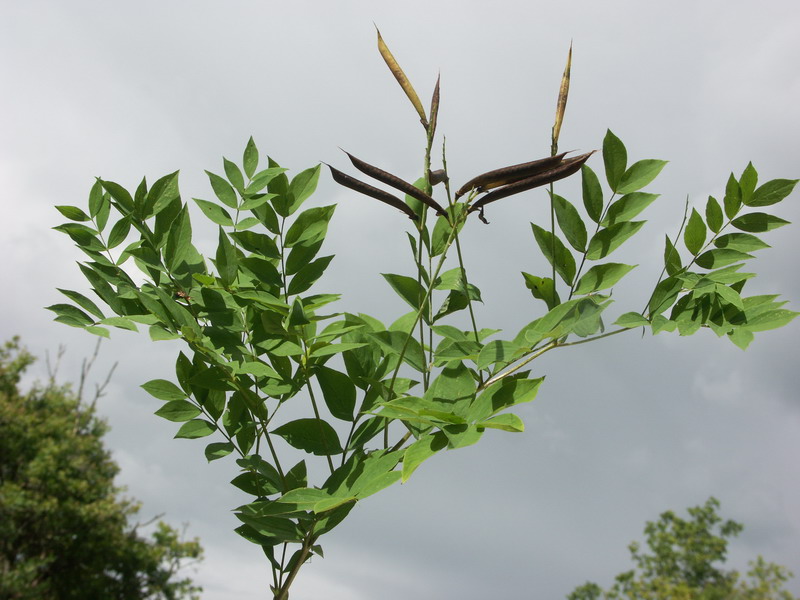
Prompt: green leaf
<box><xmin>728</xmin><ymin>328</ymin><xmax>755</xmax><ymax>350</ymax></box>
<box><xmin>401</xmin><ymin>433</ymin><xmax>447</xmax><ymax>482</ymax></box>
<box><xmin>284</xmin><ymin>205</ymin><xmax>336</xmax><ymax>248</ymax></box>
<box><xmin>602</xmin><ymin>130</ymin><xmax>627</xmax><ymax>192</ymax></box>
<box><xmin>617</xmin><ymin>159</ymin><xmax>667</xmax><ymax>194</ymax></box>
<box><xmin>243</xmin><ymin>137</ymin><xmax>259</xmax><ymax>179</ymax></box>
<box><xmin>193</xmin><ymin>198</ymin><xmax>233</xmax><ymax>227</ymax></box>
<box><xmin>88</xmin><ymin>180</ymin><xmax>106</xmax><ymax>217</ymax></box>
<box><xmin>705</xmin><ymin>196</ymin><xmax>724</xmax><ymax>233</ymax></box>
<box><xmin>531</xmin><ymin>224</ymin><xmax>575</xmax><ymax>285</ymax></box>
<box><xmin>315</xmin><ymin>366</ymin><xmax>356</xmax><ymax>422</ymax></box>
<box><xmin>695</xmin><ymin>248</ymin><xmax>753</xmax><ymax>269</ymax></box>
<box><xmin>739</xmin><ymin>162</ymin><xmax>758</xmax><ymax>205</ymax></box>
<box><xmin>107</xmin><ymin>217</ymin><xmax>131</xmax><ymax>249</ymax></box>
<box><xmin>714</xmin><ymin>233</ymin><xmax>769</xmax><ymax>253</ymax></box>
<box><xmin>231</xmin><ymin>231</ymin><xmax>280</xmax><ymax>259</ymax></box>
<box><xmin>573</xmin><ymin>263</ymin><xmax>635</xmax><ymax>295</ymax></box>
<box><xmin>53</xmin><ymin>223</ymin><xmax>104</xmax><ymax>252</ymax></box>
<box><xmin>98</xmin><ymin>317</ymin><xmax>138</xmax><ymax>331</ymax></box>
<box><xmin>146</xmin><ymin>171</ymin><xmax>181</xmax><ymax>216</ymax></box>
<box><xmin>287</xmin><ymin>165</ymin><xmax>321</xmax><ymax>215</ymax></box>
<box><xmin>740</xmin><ymin>309</ymin><xmax>798</xmax><ymax>332</ymax></box>
<box><xmin>664</xmin><ymin>235</ymin><xmax>682</xmax><ymax>276</ymax></box>
<box><xmin>155</xmin><ymin>400</ymin><xmax>202</xmax><ymax>422</ymax></box>
<box><xmin>368</xmin><ymin>331</ymin><xmax>426</xmax><ymax>373</ymax></box>
<box><xmin>715</xmin><ymin>284</ymin><xmax>744</xmax><ymax>310</ymax></box>
<box><xmin>223</xmin><ymin>158</ymin><xmax>245</xmax><ymax>193</ymax></box>
<box><xmin>615</xmin><ymin>312</ymin><xmax>649</xmax><ymax>328</ymax></box>
<box><xmin>551</xmin><ymin>193</ymin><xmax>587</xmax><ymax>252</ymax></box>
<box><xmin>174</xmin><ymin>419</ymin><xmax>217</xmax><ymax>439</ymax></box>
<box><xmin>205</xmin><ymin>170</ymin><xmax>238</xmax><ymax>209</ymax></box>
<box><xmin>101</xmin><ymin>180</ymin><xmax>134</xmax><ymax>212</ymax></box>
<box><xmin>273</xmin><ymin>418</ymin><xmax>343</xmax><ymax>456</ymax></box>
<box><xmin>309</xmin><ymin>342</ymin><xmax>368</xmax><ymax>359</ymax></box>
<box><xmin>648</xmin><ymin>276</ymin><xmax>682</xmax><ymax>316</ymax></box>
<box><xmin>382</xmin><ymin>273</ymin><xmax>425</xmax><ymax>311</ymax></box>
<box><xmin>55</xmin><ymin>205</ymin><xmax>91</xmax><ymax>221</ymax></box>
<box><xmin>216</xmin><ymin>227</ymin><xmax>238</xmax><ymax>287</ymax></box>
<box><xmin>165</xmin><ymin>206</ymin><xmax>192</xmax><ymax>270</ymax></box>
<box><xmin>731</xmin><ymin>212</ymin><xmax>790</xmax><ymax>232</ymax></box>
<box><xmin>748</xmin><ymin>178</ymin><xmax>797</xmax><ymax>207</ymax></box>
<box><xmin>602</xmin><ymin>192</ymin><xmax>659</xmax><ymax>227</ymax></box>
<box><xmin>287</xmin><ymin>256</ymin><xmax>334</xmax><ymax>296</ymax></box>
<box><xmin>247</xmin><ymin>166</ymin><xmax>287</xmax><ymax>195</ymax></box>
<box><xmin>684</xmin><ymin>208</ymin><xmax>707</xmax><ymax>255</ymax></box>
<box><xmin>287</xmin><ymin>297</ymin><xmax>310</xmax><ymax>327</ymax></box>
<box><xmin>57</xmin><ymin>288</ymin><xmax>105</xmax><ymax>319</ymax></box>
<box><xmin>521</xmin><ymin>273</ymin><xmax>560</xmax><ymax>310</ymax></box>
<box><xmin>477</xmin><ymin>413</ymin><xmax>524</xmax><ymax>432</ymax></box>
<box><xmin>476</xmin><ymin>340</ymin><xmax>519</xmax><ymax>371</ymax></box>
<box><xmin>586</xmin><ymin>221</ymin><xmax>645</xmax><ymax>260</ymax></box>
<box><xmin>239</xmin><ymin>194</ymin><xmax>276</xmax><ymax>211</ymax></box>
<box><xmin>467</xmin><ymin>376</ymin><xmax>543</xmax><ymax>422</ymax></box>
<box><xmin>723</xmin><ymin>173</ymin><xmax>742</xmax><ymax>219</ymax></box>
<box><xmin>45</xmin><ymin>304</ymin><xmax>94</xmax><ymax>326</ymax></box>
<box><xmin>581</xmin><ymin>164</ymin><xmax>604</xmax><ymax>223</ymax></box>
<box><xmin>141</xmin><ymin>379</ymin><xmax>187</xmax><ymax>401</ymax></box>
<box><xmin>205</xmin><ymin>441</ymin><xmax>235</xmax><ymax>462</ymax></box>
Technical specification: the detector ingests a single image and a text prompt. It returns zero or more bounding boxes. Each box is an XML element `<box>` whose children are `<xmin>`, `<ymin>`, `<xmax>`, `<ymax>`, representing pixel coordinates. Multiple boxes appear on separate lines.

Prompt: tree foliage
<box><xmin>568</xmin><ymin>498</ymin><xmax>798</xmax><ymax>600</ymax></box>
<box><xmin>0</xmin><ymin>338</ymin><xmax>203</xmax><ymax>600</ymax></box>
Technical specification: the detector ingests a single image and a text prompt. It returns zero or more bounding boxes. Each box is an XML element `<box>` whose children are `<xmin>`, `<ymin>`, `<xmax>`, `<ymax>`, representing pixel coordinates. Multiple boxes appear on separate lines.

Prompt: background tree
<box><xmin>568</xmin><ymin>497</ymin><xmax>798</xmax><ymax>600</ymax></box>
<box><xmin>0</xmin><ymin>338</ymin><xmax>203</xmax><ymax>600</ymax></box>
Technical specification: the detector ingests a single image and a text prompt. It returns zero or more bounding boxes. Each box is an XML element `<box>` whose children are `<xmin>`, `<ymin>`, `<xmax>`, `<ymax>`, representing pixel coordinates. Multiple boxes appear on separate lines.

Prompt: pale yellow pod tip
<box><xmin>551</xmin><ymin>41</ymin><xmax>573</xmax><ymax>153</ymax></box>
<box><xmin>375</xmin><ymin>26</ymin><xmax>428</xmax><ymax>126</ymax></box>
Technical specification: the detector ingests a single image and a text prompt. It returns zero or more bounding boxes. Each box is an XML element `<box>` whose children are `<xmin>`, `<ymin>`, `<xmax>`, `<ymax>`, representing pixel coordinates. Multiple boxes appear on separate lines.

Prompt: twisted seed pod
<box><xmin>326</xmin><ymin>163</ymin><xmax>418</xmax><ymax>220</ymax></box>
<box><xmin>376</xmin><ymin>27</ymin><xmax>428</xmax><ymax>127</ymax></box>
<box><xmin>467</xmin><ymin>151</ymin><xmax>595</xmax><ymax>215</ymax></box>
<box><xmin>455</xmin><ymin>152</ymin><xmax>568</xmax><ymax>199</ymax></box>
<box><xmin>551</xmin><ymin>41</ymin><xmax>572</xmax><ymax>155</ymax></box>
<box><xmin>342</xmin><ymin>150</ymin><xmax>447</xmax><ymax>217</ymax></box>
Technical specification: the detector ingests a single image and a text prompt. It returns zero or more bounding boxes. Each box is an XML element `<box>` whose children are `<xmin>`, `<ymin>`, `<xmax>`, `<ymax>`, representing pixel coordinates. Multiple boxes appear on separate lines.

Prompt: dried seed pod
<box><xmin>429</xmin><ymin>169</ymin><xmax>448</xmax><ymax>186</ymax></box>
<box><xmin>455</xmin><ymin>152</ymin><xmax>568</xmax><ymax>199</ymax></box>
<box><xmin>376</xmin><ymin>27</ymin><xmax>428</xmax><ymax>127</ymax></box>
<box><xmin>326</xmin><ymin>164</ymin><xmax>419</xmax><ymax>220</ymax></box>
<box><xmin>429</xmin><ymin>73</ymin><xmax>441</xmax><ymax>140</ymax></box>
<box><xmin>467</xmin><ymin>151</ymin><xmax>595</xmax><ymax>215</ymax></box>
<box><xmin>342</xmin><ymin>150</ymin><xmax>447</xmax><ymax>217</ymax></box>
<box><xmin>551</xmin><ymin>42</ymin><xmax>572</xmax><ymax>155</ymax></box>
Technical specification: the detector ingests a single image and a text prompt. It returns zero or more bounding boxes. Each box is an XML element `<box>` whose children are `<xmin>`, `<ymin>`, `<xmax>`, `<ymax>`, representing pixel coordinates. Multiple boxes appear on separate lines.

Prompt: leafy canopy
<box><xmin>0</xmin><ymin>338</ymin><xmax>203</xmax><ymax>600</ymax></box>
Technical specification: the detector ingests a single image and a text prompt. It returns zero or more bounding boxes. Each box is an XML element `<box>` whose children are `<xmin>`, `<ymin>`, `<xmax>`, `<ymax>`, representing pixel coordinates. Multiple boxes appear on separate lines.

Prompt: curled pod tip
<box><xmin>325</xmin><ymin>162</ymin><xmax>418</xmax><ymax>221</ymax></box>
<box><xmin>341</xmin><ymin>149</ymin><xmax>447</xmax><ymax>217</ymax></box>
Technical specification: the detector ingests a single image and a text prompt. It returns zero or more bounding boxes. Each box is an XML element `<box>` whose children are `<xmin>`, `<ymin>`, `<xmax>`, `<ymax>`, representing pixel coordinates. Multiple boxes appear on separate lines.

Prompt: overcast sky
<box><xmin>2</xmin><ymin>1</ymin><xmax>799</xmax><ymax>598</ymax></box>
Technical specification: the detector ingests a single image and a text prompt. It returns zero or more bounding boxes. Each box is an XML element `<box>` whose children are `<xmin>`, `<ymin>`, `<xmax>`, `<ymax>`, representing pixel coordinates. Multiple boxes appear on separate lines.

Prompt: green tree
<box><xmin>568</xmin><ymin>498</ymin><xmax>798</xmax><ymax>600</ymax></box>
<box><xmin>0</xmin><ymin>338</ymin><xmax>203</xmax><ymax>600</ymax></box>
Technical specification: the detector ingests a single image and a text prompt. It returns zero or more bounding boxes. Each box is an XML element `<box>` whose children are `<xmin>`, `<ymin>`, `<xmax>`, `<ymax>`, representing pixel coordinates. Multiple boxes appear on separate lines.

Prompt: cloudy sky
<box><xmin>2</xmin><ymin>1</ymin><xmax>799</xmax><ymax>598</ymax></box>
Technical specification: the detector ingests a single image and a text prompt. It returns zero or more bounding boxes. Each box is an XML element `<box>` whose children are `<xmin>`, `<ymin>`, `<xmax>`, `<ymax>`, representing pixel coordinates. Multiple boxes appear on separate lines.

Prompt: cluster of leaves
<box><xmin>568</xmin><ymin>497</ymin><xmax>798</xmax><ymax>600</ymax></box>
<box><xmin>48</xmin><ymin>31</ymin><xmax>797</xmax><ymax>599</ymax></box>
<box><xmin>0</xmin><ymin>338</ymin><xmax>202</xmax><ymax>600</ymax></box>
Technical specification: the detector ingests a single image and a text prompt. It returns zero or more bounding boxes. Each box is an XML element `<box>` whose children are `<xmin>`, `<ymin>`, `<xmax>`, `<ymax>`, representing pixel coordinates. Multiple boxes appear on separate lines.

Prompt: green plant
<box><xmin>567</xmin><ymin>497</ymin><xmax>798</xmax><ymax>599</ymax></box>
<box><xmin>49</xmin><ymin>32</ymin><xmax>797</xmax><ymax>598</ymax></box>
<box><xmin>0</xmin><ymin>338</ymin><xmax>203</xmax><ymax>599</ymax></box>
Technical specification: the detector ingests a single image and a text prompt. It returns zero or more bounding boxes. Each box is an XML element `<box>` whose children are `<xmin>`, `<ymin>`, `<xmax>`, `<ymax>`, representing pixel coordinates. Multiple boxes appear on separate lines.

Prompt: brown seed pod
<box><xmin>325</xmin><ymin>163</ymin><xmax>418</xmax><ymax>221</ymax></box>
<box><xmin>342</xmin><ymin>150</ymin><xmax>447</xmax><ymax>217</ymax></box>
<box><xmin>467</xmin><ymin>151</ymin><xmax>595</xmax><ymax>215</ymax></box>
<box><xmin>376</xmin><ymin>27</ymin><xmax>428</xmax><ymax>128</ymax></box>
<box><xmin>455</xmin><ymin>152</ymin><xmax>568</xmax><ymax>199</ymax></box>
<box><xmin>429</xmin><ymin>169</ymin><xmax>448</xmax><ymax>186</ymax></box>
<box><xmin>429</xmin><ymin>73</ymin><xmax>441</xmax><ymax>141</ymax></box>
